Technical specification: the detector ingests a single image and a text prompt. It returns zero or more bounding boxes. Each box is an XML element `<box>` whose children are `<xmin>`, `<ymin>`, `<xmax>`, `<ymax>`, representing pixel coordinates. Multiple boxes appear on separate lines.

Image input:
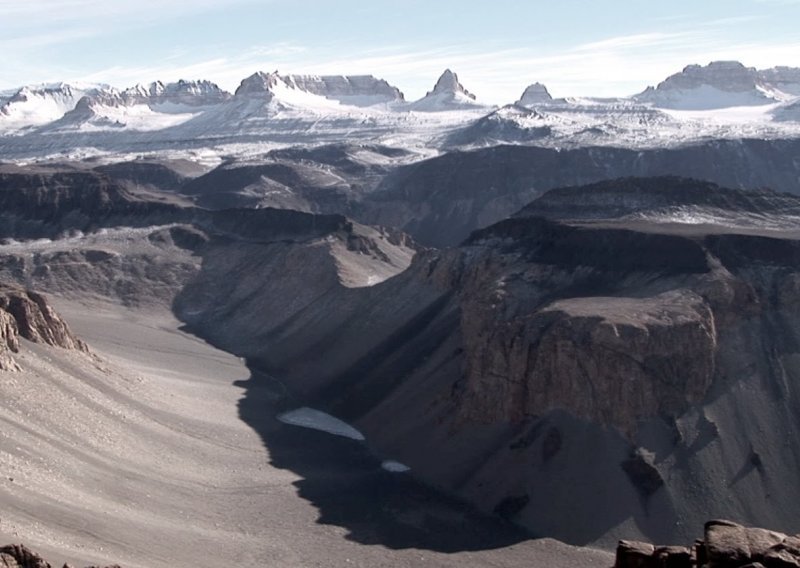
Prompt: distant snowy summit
<box><xmin>0</xmin><ymin>83</ymin><xmax>106</xmax><ymax>128</ymax></box>
<box><xmin>635</xmin><ymin>61</ymin><xmax>800</xmax><ymax>110</ymax></box>
<box><xmin>122</xmin><ymin>80</ymin><xmax>231</xmax><ymax>106</ymax></box>
<box><xmin>1</xmin><ymin>61</ymin><xmax>800</xmax><ymax>155</ymax></box>
<box><xmin>37</xmin><ymin>80</ymin><xmax>231</xmax><ymax>132</ymax></box>
<box><xmin>235</xmin><ymin>71</ymin><xmax>405</xmax><ymax>106</ymax></box>
<box><xmin>407</xmin><ymin>69</ymin><xmax>484</xmax><ymax>111</ymax></box>
<box><xmin>516</xmin><ymin>82</ymin><xmax>553</xmax><ymax>106</ymax></box>
<box><xmin>236</xmin><ymin>67</ymin><xmax>485</xmax><ymax>112</ymax></box>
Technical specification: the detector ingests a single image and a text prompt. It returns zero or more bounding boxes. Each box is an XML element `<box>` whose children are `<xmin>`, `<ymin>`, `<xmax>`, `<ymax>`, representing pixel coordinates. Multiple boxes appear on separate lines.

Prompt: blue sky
<box><xmin>2</xmin><ymin>0</ymin><xmax>800</xmax><ymax>102</ymax></box>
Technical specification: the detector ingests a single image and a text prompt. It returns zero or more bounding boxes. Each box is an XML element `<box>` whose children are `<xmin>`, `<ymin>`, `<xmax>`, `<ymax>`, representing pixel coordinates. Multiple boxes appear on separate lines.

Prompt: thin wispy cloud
<box><xmin>2</xmin><ymin>1</ymin><xmax>799</xmax><ymax>101</ymax></box>
<box><xmin>70</xmin><ymin>28</ymin><xmax>800</xmax><ymax>102</ymax></box>
<box><xmin>0</xmin><ymin>0</ymin><xmax>260</xmax><ymax>22</ymax></box>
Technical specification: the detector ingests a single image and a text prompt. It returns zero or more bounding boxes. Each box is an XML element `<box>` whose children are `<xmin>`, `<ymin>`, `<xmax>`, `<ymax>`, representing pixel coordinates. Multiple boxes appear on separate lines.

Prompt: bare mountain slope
<box><xmin>0</xmin><ymin>173</ymin><xmax>610</xmax><ymax>568</ymax></box>
<box><xmin>174</xmin><ymin>178</ymin><xmax>800</xmax><ymax>548</ymax></box>
<box><xmin>359</xmin><ymin>140</ymin><xmax>800</xmax><ymax>246</ymax></box>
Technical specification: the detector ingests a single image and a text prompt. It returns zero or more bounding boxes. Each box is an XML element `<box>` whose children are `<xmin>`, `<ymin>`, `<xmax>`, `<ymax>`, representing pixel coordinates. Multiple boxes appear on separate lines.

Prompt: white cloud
<box><xmin>0</xmin><ymin>0</ymin><xmax>259</xmax><ymax>21</ymax></box>
<box><xmin>3</xmin><ymin>4</ymin><xmax>800</xmax><ymax>103</ymax></box>
<box><xmin>64</xmin><ymin>28</ymin><xmax>800</xmax><ymax>103</ymax></box>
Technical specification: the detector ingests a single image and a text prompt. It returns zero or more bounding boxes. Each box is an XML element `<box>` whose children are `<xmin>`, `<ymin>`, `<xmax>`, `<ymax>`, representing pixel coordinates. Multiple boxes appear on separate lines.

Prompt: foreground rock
<box><xmin>0</xmin><ymin>283</ymin><xmax>88</xmax><ymax>370</ymax></box>
<box><xmin>0</xmin><ymin>544</ymin><xmax>119</xmax><ymax>568</ymax></box>
<box><xmin>615</xmin><ymin>520</ymin><xmax>800</xmax><ymax>567</ymax></box>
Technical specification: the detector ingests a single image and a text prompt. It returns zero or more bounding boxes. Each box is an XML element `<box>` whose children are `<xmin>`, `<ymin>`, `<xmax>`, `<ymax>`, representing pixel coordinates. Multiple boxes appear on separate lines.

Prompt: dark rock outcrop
<box><xmin>361</xmin><ymin>141</ymin><xmax>800</xmax><ymax>246</ymax></box>
<box><xmin>615</xmin><ymin>520</ymin><xmax>800</xmax><ymax>568</ymax></box>
<box><xmin>444</xmin><ymin>105</ymin><xmax>552</xmax><ymax>148</ymax></box>
<box><xmin>0</xmin><ymin>544</ymin><xmax>121</xmax><ymax>568</ymax></box>
<box><xmin>0</xmin><ymin>308</ymin><xmax>20</xmax><ymax>370</ymax></box>
<box><xmin>180</xmin><ymin>144</ymin><xmax>403</xmax><ymax>212</ymax></box>
<box><xmin>615</xmin><ymin>540</ymin><xmax>656</xmax><ymax>568</ymax></box>
<box><xmin>94</xmin><ymin>159</ymin><xmax>205</xmax><ymax>193</ymax></box>
<box><xmin>0</xmin><ymin>167</ymin><xmax>189</xmax><ymax>239</ymax></box>
<box><xmin>0</xmin><ymin>284</ymin><xmax>88</xmax><ymax>369</ymax></box>
<box><xmin>0</xmin><ymin>544</ymin><xmax>52</xmax><ymax>568</ymax></box>
<box><xmin>516</xmin><ymin>176</ymin><xmax>800</xmax><ymax>224</ymax></box>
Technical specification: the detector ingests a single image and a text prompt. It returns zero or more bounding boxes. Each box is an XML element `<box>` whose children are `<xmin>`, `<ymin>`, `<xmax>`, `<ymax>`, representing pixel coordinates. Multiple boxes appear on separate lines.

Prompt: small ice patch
<box><xmin>277</xmin><ymin>407</ymin><xmax>365</xmax><ymax>441</ymax></box>
<box><xmin>381</xmin><ymin>460</ymin><xmax>411</xmax><ymax>473</ymax></box>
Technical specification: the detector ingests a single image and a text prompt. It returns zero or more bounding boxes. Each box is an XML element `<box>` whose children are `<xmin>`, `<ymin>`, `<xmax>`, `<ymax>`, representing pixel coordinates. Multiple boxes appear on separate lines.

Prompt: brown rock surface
<box><xmin>615</xmin><ymin>540</ymin><xmax>655</xmax><ymax>567</ymax></box>
<box><xmin>458</xmin><ymin>288</ymin><xmax>717</xmax><ymax>436</ymax></box>
<box><xmin>0</xmin><ymin>545</ymin><xmax>52</xmax><ymax>568</ymax></box>
<box><xmin>0</xmin><ymin>308</ymin><xmax>21</xmax><ymax>371</ymax></box>
<box><xmin>617</xmin><ymin>521</ymin><xmax>800</xmax><ymax>568</ymax></box>
<box><xmin>0</xmin><ymin>545</ymin><xmax>121</xmax><ymax>568</ymax></box>
<box><xmin>0</xmin><ymin>284</ymin><xmax>88</xmax><ymax>369</ymax></box>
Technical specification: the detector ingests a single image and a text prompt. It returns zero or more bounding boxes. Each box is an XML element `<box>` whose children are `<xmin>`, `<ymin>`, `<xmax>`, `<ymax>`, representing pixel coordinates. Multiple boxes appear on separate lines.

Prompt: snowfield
<box><xmin>1</xmin><ymin>63</ymin><xmax>799</xmax><ymax>162</ymax></box>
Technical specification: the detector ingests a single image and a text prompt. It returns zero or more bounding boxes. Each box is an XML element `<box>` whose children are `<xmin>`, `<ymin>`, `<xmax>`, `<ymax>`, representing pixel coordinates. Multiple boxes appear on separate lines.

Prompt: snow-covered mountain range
<box><xmin>1</xmin><ymin>62</ymin><xmax>800</xmax><ymax>162</ymax></box>
<box><xmin>635</xmin><ymin>61</ymin><xmax>800</xmax><ymax>109</ymax></box>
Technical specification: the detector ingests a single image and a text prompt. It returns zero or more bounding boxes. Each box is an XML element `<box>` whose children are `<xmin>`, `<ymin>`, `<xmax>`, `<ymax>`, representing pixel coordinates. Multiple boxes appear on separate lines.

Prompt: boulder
<box><xmin>615</xmin><ymin>540</ymin><xmax>656</xmax><ymax>568</ymax></box>
<box><xmin>705</xmin><ymin>520</ymin><xmax>785</xmax><ymax>566</ymax></box>
<box><xmin>653</xmin><ymin>546</ymin><xmax>692</xmax><ymax>568</ymax></box>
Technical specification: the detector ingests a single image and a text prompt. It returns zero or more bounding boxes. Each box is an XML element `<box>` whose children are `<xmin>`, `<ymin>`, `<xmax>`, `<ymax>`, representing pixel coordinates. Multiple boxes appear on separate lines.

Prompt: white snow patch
<box><xmin>640</xmin><ymin>84</ymin><xmax>779</xmax><ymax>110</ymax></box>
<box><xmin>277</xmin><ymin>407</ymin><xmax>365</xmax><ymax>441</ymax></box>
<box><xmin>381</xmin><ymin>460</ymin><xmax>411</xmax><ymax>473</ymax></box>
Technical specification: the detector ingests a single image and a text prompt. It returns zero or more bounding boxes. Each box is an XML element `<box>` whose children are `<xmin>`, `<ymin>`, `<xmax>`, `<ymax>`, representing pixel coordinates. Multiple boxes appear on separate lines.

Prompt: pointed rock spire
<box><xmin>428</xmin><ymin>69</ymin><xmax>476</xmax><ymax>100</ymax></box>
<box><xmin>517</xmin><ymin>82</ymin><xmax>553</xmax><ymax>106</ymax></box>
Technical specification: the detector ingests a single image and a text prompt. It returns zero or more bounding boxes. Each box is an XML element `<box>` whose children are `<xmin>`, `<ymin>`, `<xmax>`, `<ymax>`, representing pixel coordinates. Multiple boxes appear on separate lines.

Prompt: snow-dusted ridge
<box><xmin>635</xmin><ymin>61</ymin><xmax>800</xmax><ymax>110</ymax></box>
<box><xmin>1</xmin><ymin>62</ymin><xmax>800</xmax><ymax>161</ymax></box>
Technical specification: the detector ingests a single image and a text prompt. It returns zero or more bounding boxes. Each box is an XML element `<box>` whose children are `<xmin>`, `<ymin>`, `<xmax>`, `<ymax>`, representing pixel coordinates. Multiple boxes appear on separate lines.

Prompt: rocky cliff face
<box><xmin>516</xmin><ymin>176</ymin><xmax>800</xmax><ymax>229</ymax></box>
<box><xmin>93</xmin><ymin>159</ymin><xmax>206</xmax><ymax>194</ymax></box>
<box><xmin>0</xmin><ymin>284</ymin><xmax>88</xmax><ymax>370</ymax></box>
<box><xmin>181</xmin><ymin>178</ymin><xmax>800</xmax><ymax>547</ymax></box>
<box><xmin>6</xmin><ymin>162</ymin><xmax>800</xmax><ymax>549</ymax></box>
<box><xmin>457</xmin><ymin>287</ymin><xmax>717</xmax><ymax>436</ymax></box>
<box><xmin>0</xmin><ymin>307</ymin><xmax>20</xmax><ymax>370</ymax></box>
<box><xmin>361</xmin><ymin>140</ymin><xmax>800</xmax><ymax>246</ymax></box>
<box><xmin>181</xmin><ymin>144</ymin><xmax>407</xmax><ymax>212</ymax></box>
<box><xmin>123</xmin><ymin>79</ymin><xmax>231</xmax><ymax>106</ymax></box>
<box><xmin>647</xmin><ymin>61</ymin><xmax>763</xmax><ymax>93</ymax></box>
<box><xmin>760</xmin><ymin>66</ymin><xmax>800</xmax><ymax>96</ymax></box>
<box><xmin>284</xmin><ymin>74</ymin><xmax>405</xmax><ymax>105</ymax></box>
<box><xmin>0</xmin><ymin>167</ymin><xmax>191</xmax><ymax>239</ymax></box>
<box><xmin>233</xmin><ymin>71</ymin><xmax>282</xmax><ymax>98</ymax></box>
<box><xmin>232</xmin><ymin>72</ymin><xmax>403</xmax><ymax>105</ymax></box>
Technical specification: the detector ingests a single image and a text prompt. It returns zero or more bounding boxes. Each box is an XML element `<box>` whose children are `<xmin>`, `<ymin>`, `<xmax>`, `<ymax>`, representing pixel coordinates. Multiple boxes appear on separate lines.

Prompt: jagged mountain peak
<box><xmin>234</xmin><ymin>71</ymin><xmax>282</xmax><ymax>97</ymax></box>
<box><xmin>429</xmin><ymin>69</ymin><xmax>476</xmax><ymax>99</ymax></box>
<box><xmin>406</xmin><ymin>69</ymin><xmax>481</xmax><ymax>112</ymax></box>
<box><xmin>120</xmin><ymin>79</ymin><xmax>230</xmax><ymax>105</ymax></box>
<box><xmin>0</xmin><ymin>82</ymin><xmax>109</xmax><ymax>127</ymax></box>
<box><xmin>3</xmin><ymin>82</ymin><xmax>105</xmax><ymax>105</ymax></box>
<box><xmin>635</xmin><ymin>60</ymin><xmax>796</xmax><ymax>109</ymax></box>
<box><xmin>517</xmin><ymin>82</ymin><xmax>553</xmax><ymax>106</ymax></box>
<box><xmin>655</xmin><ymin>60</ymin><xmax>759</xmax><ymax>92</ymax></box>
